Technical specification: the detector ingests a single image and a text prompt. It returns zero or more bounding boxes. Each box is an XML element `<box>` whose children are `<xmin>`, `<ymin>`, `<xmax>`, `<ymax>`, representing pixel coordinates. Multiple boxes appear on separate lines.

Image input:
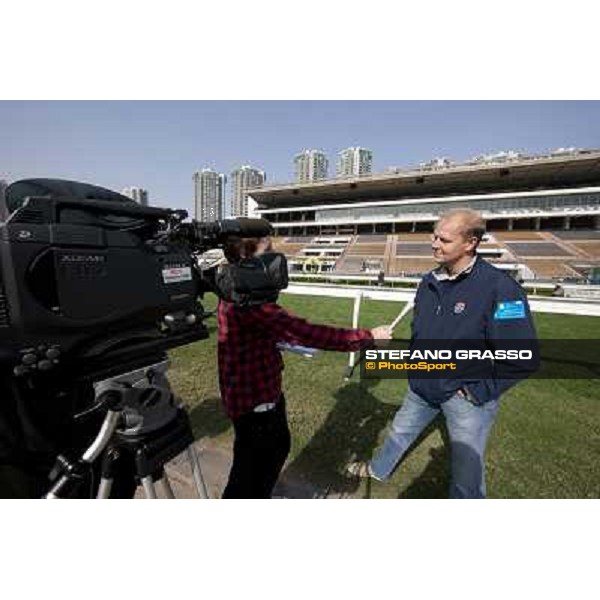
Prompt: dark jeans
<box><xmin>222</xmin><ymin>397</ymin><xmax>291</xmax><ymax>499</ymax></box>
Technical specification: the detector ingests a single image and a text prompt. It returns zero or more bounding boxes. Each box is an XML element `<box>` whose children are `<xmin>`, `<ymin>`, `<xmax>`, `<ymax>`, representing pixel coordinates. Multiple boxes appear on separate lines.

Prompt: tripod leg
<box><xmin>96</xmin><ymin>447</ymin><xmax>119</xmax><ymax>499</ymax></box>
<box><xmin>97</xmin><ymin>478</ymin><xmax>114</xmax><ymax>499</ymax></box>
<box><xmin>141</xmin><ymin>476</ymin><xmax>158</xmax><ymax>499</ymax></box>
<box><xmin>160</xmin><ymin>473</ymin><xmax>175</xmax><ymax>499</ymax></box>
<box><xmin>186</xmin><ymin>445</ymin><xmax>208</xmax><ymax>499</ymax></box>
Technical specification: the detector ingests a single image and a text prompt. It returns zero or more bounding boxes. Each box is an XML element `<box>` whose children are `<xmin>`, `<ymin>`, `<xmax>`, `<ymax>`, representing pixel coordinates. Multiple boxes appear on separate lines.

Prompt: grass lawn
<box><xmin>168</xmin><ymin>292</ymin><xmax>600</xmax><ymax>498</ymax></box>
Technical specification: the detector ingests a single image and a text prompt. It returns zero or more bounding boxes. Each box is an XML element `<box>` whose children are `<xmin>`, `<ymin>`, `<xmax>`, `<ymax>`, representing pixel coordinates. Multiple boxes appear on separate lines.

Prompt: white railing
<box><xmin>283</xmin><ymin>282</ymin><xmax>600</xmax><ymax>317</ymax></box>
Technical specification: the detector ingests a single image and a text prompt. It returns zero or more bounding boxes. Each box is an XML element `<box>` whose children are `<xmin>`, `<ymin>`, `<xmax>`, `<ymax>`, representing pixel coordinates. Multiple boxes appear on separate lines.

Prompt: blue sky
<box><xmin>1</xmin><ymin>101</ymin><xmax>599</xmax><ymax>214</ymax></box>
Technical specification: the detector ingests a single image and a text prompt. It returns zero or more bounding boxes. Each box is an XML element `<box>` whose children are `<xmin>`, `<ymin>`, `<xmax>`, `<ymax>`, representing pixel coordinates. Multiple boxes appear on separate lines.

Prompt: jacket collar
<box><xmin>432</xmin><ymin>255</ymin><xmax>478</xmax><ymax>282</ymax></box>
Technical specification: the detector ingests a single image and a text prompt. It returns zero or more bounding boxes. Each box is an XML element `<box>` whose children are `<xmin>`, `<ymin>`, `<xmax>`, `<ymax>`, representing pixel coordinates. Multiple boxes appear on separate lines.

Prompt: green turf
<box><xmin>168</xmin><ymin>292</ymin><xmax>600</xmax><ymax>498</ymax></box>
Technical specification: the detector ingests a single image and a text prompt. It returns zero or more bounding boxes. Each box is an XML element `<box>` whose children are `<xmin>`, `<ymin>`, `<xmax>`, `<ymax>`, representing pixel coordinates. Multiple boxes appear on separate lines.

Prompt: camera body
<box><xmin>0</xmin><ymin>180</ymin><xmax>208</xmax><ymax>378</ymax></box>
<box><xmin>0</xmin><ymin>178</ymin><xmax>283</xmax><ymax>378</ymax></box>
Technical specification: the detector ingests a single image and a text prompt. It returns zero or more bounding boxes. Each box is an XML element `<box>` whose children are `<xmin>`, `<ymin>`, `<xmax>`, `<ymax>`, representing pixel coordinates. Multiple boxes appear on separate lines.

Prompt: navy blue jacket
<box><xmin>409</xmin><ymin>257</ymin><xmax>539</xmax><ymax>405</ymax></box>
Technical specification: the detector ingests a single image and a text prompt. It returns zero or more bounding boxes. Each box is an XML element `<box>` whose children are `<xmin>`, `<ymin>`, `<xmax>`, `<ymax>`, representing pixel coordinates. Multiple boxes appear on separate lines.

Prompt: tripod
<box><xmin>45</xmin><ymin>360</ymin><xmax>208</xmax><ymax>499</ymax></box>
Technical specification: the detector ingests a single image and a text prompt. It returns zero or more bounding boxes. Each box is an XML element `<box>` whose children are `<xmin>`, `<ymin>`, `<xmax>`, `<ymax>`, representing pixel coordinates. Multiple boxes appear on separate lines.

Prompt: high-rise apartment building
<box><xmin>193</xmin><ymin>169</ymin><xmax>226</xmax><ymax>222</ymax></box>
<box><xmin>122</xmin><ymin>186</ymin><xmax>149</xmax><ymax>206</ymax></box>
<box><xmin>336</xmin><ymin>147</ymin><xmax>373</xmax><ymax>178</ymax></box>
<box><xmin>0</xmin><ymin>180</ymin><xmax>7</xmax><ymax>216</ymax></box>
<box><xmin>230</xmin><ymin>165</ymin><xmax>265</xmax><ymax>217</ymax></box>
<box><xmin>294</xmin><ymin>149</ymin><xmax>328</xmax><ymax>183</ymax></box>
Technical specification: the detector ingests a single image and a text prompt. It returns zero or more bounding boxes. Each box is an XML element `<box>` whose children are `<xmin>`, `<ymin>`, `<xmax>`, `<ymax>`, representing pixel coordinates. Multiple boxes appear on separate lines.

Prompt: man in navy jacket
<box><xmin>349</xmin><ymin>209</ymin><xmax>538</xmax><ymax>498</ymax></box>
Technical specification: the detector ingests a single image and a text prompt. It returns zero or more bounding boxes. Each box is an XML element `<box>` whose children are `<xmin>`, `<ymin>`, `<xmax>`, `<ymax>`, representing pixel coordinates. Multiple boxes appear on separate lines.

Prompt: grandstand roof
<box><xmin>251</xmin><ymin>150</ymin><xmax>600</xmax><ymax>209</ymax></box>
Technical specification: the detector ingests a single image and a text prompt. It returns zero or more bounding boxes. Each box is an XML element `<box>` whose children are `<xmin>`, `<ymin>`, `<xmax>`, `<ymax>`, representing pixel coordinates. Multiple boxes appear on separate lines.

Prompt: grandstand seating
<box><xmin>552</xmin><ymin>230</ymin><xmax>600</xmax><ymax>240</ymax></box>
<box><xmin>335</xmin><ymin>256</ymin><xmax>371</xmax><ymax>272</ymax></box>
<box><xmin>505</xmin><ymin>242</ymin><xmax>574</xmax><ymax>257</ymax></box>
<box><xmin>273</xmin><ymin>235</ymin><xmax>354</xmax><ymax>273</ymax></box>
<box><xmin>286</xmin><ymin>236</ymin><xmax>313</xmax><ymax>243</ymax></box>
<box><xmin>274</xmin><ymin>230</ymin><xmax>599</xmax><ymax>281</ymax></box>
<box><xmin>272</xmin><ymin>241</ymin><xmax>306</xmax><ymax>256</ymax></box>
<box><xmin>390</xmin><ymin>258</ymin><xmax>436</xmax><ymax>276</ymax></box>
<box><xmin>347</xmin><ymin>243</ymin><xmax>387</xmax><ymax>256</ymax></box>
<box><xmin>396</xmin><ymin>242</ymin><xmax>433</xmax><ymax>256</ymax></box>
<box><xmin>333</xmin><ymin>235</ymin><xmax>388</xmax><ymax>272</ymax></box>
<box><xmin>312</xmin><ymin>238</ymin><xmax>350</xmax><ymax>246</ymax></box>
<box><xmin>355</xmin><ymin>234</ymin><xmax>388</xmax><ymax>243</ymax></box>
<box><xmin>482</xmin><ymin>256</ymin><xmax>510</xmax><ymax>263</ymax></box>
<box><xmin>397</xmin><ymin>233</ymin><xmax>433</xmax><ymax>241</ymax></box>
<box><xmin>524</xmin><ymin>260</ymin><xmax>580</xmax><ymax>278</ymax></box>
<box><xmin>493</xmin><ymin>231</ymin><xmax>545</xmax><ymax>241</ymax></box>
<box><xmin>571</xmin><ymin>241</ymin><xmax>600</xmax><ymax>258</ymax></box>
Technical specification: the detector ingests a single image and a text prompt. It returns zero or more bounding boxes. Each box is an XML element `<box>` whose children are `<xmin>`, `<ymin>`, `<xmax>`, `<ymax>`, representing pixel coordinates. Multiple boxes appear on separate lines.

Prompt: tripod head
<box><xmin>46</xmin><ymin>359</ymin><xmax>207</xmax><ymax>499</ymax></box>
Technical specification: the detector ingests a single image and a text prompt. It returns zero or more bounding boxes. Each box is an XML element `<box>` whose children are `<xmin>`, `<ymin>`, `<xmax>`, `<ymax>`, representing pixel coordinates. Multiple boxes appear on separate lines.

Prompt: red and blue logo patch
<box><xmin>453</xmin><ymin>301</ymin><xmax>466</xmax><ymax>314</ymax></box>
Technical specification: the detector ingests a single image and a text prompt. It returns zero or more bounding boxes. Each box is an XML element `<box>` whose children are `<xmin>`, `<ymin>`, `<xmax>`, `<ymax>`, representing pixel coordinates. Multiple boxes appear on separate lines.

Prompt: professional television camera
<box><xmin>0</xmin><ymin>178</ymin><xmax>277</xmax><ymax>498</ymax></box>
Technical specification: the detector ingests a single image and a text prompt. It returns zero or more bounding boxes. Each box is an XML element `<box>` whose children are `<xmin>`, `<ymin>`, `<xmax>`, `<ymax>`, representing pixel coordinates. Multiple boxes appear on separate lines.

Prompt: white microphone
<box><xmin>390</xmin><ymin>301</ymin><xmax>414</xmax><ymax>332</ymax></box>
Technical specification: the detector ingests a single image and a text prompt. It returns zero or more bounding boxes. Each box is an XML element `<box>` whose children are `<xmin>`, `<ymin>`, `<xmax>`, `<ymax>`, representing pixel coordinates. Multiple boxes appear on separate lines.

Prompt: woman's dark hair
<box><xmin>223</xmin><ymin>236</ymin><xmax>260</xmax><ymax>263</ymax></box>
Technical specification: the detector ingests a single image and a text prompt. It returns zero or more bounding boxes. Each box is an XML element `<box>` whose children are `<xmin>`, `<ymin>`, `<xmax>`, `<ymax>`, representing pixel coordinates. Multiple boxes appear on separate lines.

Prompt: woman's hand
<box><xmin>370</xmin><ymin>325</ymin><xmax>393</xmax><ymax>340</ymax></box>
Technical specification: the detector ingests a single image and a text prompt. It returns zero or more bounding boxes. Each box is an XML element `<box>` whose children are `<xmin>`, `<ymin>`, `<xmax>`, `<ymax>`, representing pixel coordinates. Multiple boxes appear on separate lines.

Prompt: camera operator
<box><xmin>217</xmin><ymin>236</ymin><xmax>392</xmax><ymax>499</ymax></box>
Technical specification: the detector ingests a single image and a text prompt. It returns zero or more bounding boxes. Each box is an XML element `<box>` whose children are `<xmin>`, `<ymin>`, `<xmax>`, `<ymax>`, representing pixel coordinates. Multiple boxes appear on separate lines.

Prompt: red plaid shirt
<box><xmin>217</xmin><ymin>300</ymin><xmax>373</xmax><ymax>419</ymax></box>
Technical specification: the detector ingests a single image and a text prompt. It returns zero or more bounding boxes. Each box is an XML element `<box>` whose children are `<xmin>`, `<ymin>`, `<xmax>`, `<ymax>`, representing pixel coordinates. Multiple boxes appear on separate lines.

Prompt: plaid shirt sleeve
<box><xmin>251</xmin><ymin>303</ymin><xmax>374</xmax><ymax>351</ymax></box>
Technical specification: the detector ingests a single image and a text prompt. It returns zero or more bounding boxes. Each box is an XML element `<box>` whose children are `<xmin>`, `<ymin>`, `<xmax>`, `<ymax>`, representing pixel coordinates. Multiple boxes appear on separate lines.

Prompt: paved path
<box><xmin>134</xmin><ymin>438</ymin><xmax>327</xmax><ymax>499</ymax></box>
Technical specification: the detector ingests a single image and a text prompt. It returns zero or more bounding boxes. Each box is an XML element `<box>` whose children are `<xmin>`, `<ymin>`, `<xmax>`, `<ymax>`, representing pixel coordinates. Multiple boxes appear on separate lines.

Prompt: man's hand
<box><xmin>370</xmin><ymin>325</ymin><xmax>393</xmax><ymax>340</ymax></box>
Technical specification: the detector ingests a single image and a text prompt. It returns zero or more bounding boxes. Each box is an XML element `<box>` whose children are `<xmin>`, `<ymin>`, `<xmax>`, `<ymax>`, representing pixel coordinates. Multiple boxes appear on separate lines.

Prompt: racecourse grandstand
<box><xmin>250</xmin><ymin>148</ymin><xmax>600</xmax><ymax>282</ymax></box>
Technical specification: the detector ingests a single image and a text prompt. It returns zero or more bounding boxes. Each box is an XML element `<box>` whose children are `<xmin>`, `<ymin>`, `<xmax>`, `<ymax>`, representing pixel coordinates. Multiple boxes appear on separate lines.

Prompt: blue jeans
<box><xmin>369</xmin><ymin>387</ymin><xmax>500</xmax><ymax>498</ymax></box>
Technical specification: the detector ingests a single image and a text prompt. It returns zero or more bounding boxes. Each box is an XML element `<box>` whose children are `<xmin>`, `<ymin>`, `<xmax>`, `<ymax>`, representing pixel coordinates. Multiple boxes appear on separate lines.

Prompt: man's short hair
<box><xmin>438</xmin><ymin>208</ymin><xmax>486</xmax><ymax>242</ymax></box>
